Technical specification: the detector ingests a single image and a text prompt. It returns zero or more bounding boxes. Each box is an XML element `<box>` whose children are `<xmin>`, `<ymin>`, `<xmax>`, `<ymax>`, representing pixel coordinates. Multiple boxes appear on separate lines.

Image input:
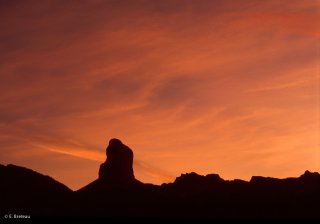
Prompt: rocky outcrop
<box><xmin>98</xmin><ymin>138</ymin><xmax>135</xmax><ymax>185</ymax></box>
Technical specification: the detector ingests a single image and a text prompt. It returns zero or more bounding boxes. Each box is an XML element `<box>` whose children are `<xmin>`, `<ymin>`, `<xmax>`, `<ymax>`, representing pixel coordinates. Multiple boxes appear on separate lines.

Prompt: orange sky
<box><xmin>0</xmin><ymin>0</ymin><xmax>319</xmax><ymax>190</ymax></box>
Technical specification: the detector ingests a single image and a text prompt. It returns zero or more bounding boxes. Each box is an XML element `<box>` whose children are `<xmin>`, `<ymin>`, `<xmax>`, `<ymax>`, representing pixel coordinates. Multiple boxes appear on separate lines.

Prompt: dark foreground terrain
<box><xmin>1</xmin><ymin>139</ymin><xmax>319</xmax><ymax>220</ymax></box>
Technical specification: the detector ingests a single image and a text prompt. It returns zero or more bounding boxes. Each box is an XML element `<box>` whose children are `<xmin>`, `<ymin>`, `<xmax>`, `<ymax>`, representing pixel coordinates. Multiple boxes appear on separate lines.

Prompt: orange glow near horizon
<box><xmin>0</xmin><ymin>0</ymin><xmax>319</xmax><ymax>190</ymax></box>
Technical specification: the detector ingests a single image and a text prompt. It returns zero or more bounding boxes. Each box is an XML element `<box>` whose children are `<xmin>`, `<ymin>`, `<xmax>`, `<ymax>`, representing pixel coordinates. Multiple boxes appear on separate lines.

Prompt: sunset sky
<box><xmin>0</xmin><ymin>0</ymin><xmax>319</xmax><ymax>190</ymax></box>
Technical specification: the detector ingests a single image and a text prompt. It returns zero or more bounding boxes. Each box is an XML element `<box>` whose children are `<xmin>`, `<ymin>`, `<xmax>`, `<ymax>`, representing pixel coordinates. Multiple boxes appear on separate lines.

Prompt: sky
<box><xmin>0</xmin><ymin>0</ymin><xmax>319</xmax><ymax>190</ymax></box>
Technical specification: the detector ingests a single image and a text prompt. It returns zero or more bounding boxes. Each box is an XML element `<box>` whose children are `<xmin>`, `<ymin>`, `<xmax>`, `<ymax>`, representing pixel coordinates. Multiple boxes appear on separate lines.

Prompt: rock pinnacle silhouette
<box><xmin>98</xmin><ymin>138</ymin><xmax>135</xmax><ymax>185</ymax></box>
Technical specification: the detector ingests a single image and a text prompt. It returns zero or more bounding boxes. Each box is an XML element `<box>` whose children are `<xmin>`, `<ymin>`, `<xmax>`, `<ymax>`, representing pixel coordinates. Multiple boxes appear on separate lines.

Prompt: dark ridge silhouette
<box><xmin>1</xmin><ymin>138</ymin><xmax>319</xmax><ymax>220</ymax></box>
<box><xmin>0</xmin><ymin>164</ymin><xmax>72</xmax><ymax>216</ymax></box>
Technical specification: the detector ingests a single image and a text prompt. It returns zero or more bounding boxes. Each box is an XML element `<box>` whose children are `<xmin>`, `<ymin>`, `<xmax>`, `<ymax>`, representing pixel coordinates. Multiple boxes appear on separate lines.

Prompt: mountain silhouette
<box><xmin>1</xmin><ymin>138</ymin><xmax>319</xmax><ymax>220</ymax></box>
<box><xmin>0</xmin><ymin>164</ymin><xmax>72</xmax><ymax>216</ymax></box>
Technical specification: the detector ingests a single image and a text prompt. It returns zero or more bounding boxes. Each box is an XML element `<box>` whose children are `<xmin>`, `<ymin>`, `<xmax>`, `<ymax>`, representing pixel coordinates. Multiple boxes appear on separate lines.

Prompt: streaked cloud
<box><xmin>0</xmin><ymin>0</ymin><xmax>319</xmax><ymax>189</ymax></box>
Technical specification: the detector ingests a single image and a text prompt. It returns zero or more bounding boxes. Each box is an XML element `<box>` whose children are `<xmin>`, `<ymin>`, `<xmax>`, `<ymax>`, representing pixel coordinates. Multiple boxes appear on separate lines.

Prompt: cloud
<box><xmin>0</xmin><ymin>0</ymin><xmax>319</xmax><ymax>189</ymax></box>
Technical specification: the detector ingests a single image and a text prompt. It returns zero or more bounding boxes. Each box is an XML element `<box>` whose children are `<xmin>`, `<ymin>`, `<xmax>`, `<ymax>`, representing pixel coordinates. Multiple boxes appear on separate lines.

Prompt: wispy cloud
<box><xmin>0</xmin><ymin>0</ymin><xmax>319</xmax><ymax>189</ymax></box>
<box><xmin>35</xmin><ymin>142</ymin><xmax>175</xmax><ymax>186</ymax></box>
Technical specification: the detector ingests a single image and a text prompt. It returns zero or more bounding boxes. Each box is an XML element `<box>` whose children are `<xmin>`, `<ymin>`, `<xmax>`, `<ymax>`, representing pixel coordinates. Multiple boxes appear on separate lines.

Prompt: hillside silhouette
<box><xmin>1</xmin><ymin>138</ymin><xmax>319</xmax><ymax>219</ymax></box>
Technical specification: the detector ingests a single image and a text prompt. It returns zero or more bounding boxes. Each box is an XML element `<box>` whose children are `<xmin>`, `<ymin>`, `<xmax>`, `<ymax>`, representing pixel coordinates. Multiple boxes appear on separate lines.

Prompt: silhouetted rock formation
<box><xmin>98</xmin><ymin>138</ymin><xmax>135</xmax><ymax>185</ymax></box>
<box><xmin>1</xmin><ymin>139</ymin><xmax>320</xmax><ymax>220</ymax></box>
<box><xmin>77</xmin><ymin>139</ymin><xmax>141</xmax><ymax>196</ymax></box>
